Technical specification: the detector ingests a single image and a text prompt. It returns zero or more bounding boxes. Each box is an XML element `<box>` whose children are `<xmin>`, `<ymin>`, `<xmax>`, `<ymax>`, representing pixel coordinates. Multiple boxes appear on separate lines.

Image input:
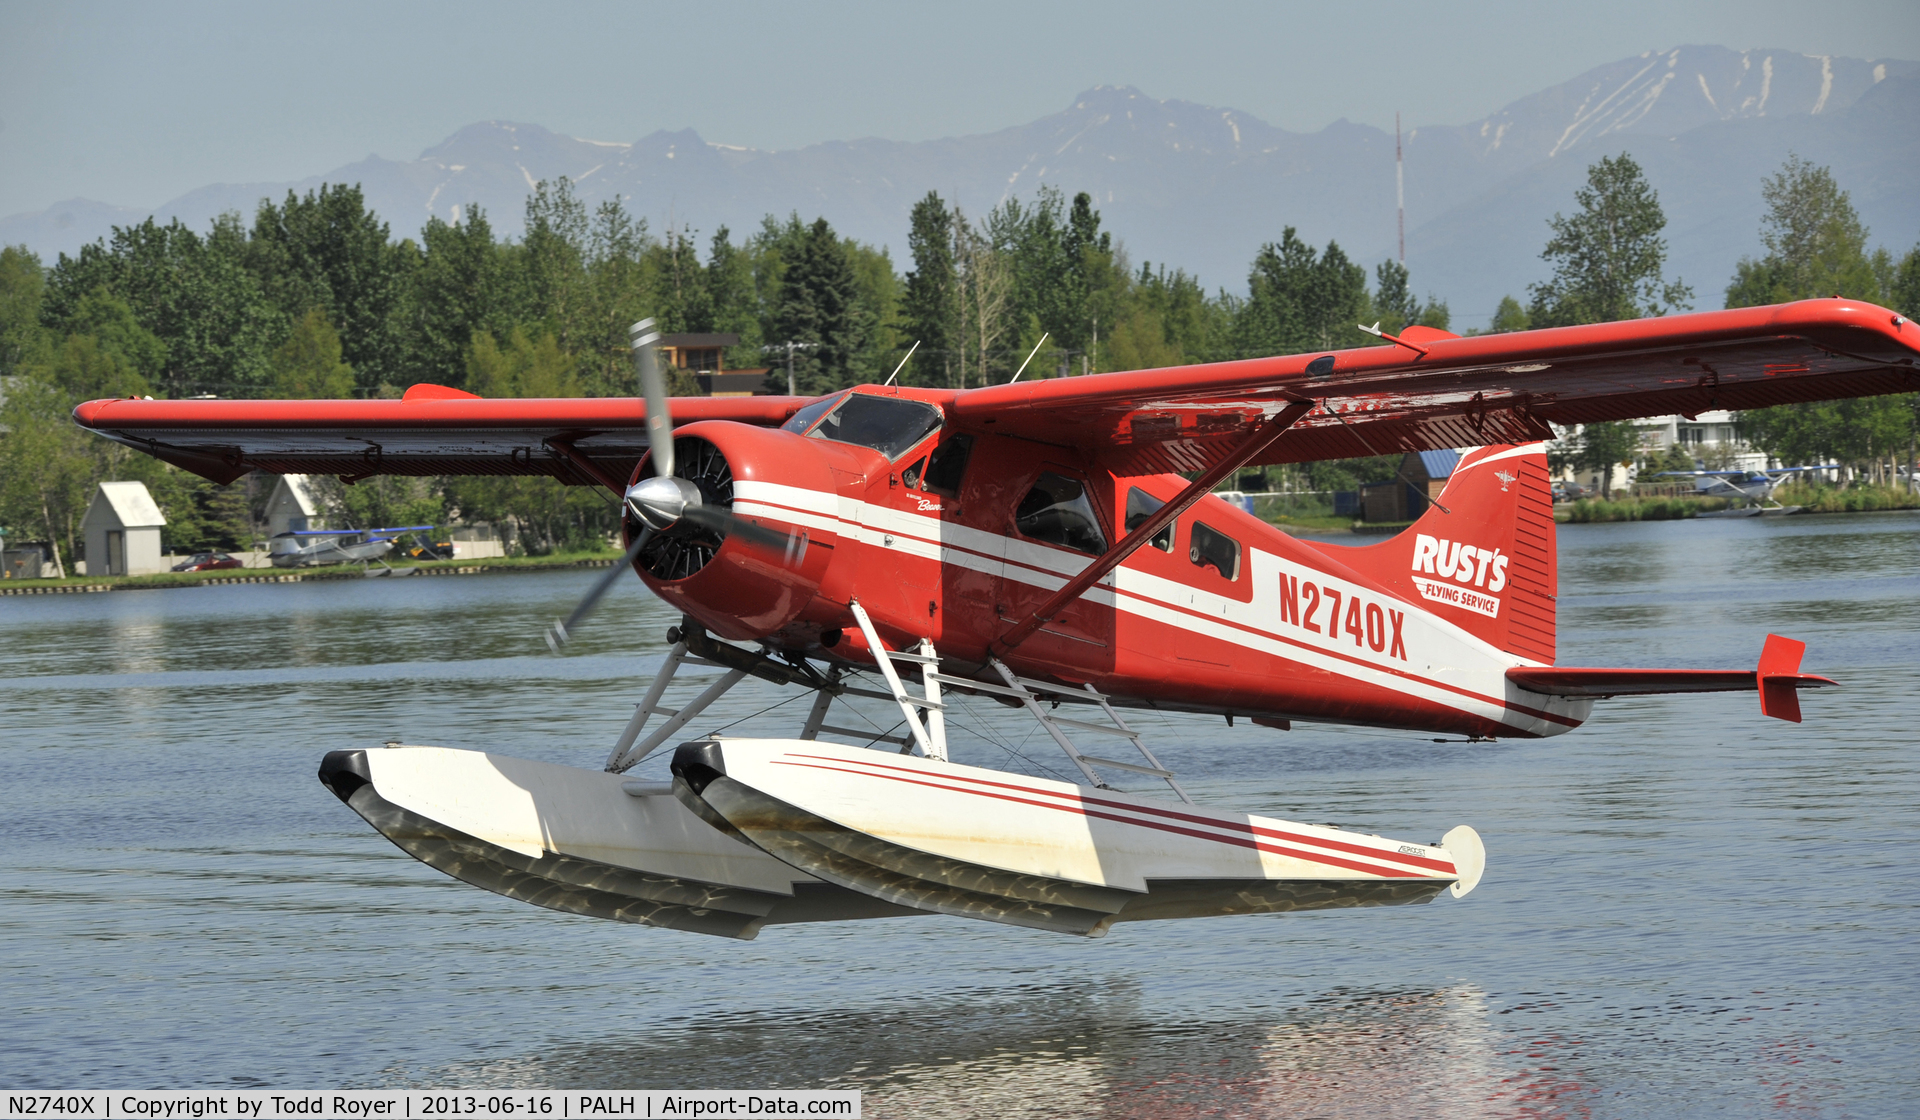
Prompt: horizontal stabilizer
<box><xmin>1507</xmin><ymin>634</ymin><xmax>1835</xmax><ymax>723</ymax></box>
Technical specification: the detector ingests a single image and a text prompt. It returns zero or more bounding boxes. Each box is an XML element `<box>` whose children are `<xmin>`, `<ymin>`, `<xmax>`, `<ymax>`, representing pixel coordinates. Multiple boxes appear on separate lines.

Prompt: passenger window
<box><xmin>1189</xmin><ymin>521</ymin><xmax>1240</xmax><ymax>580</ymax></box>
<box><xmin>901</xmin><ymin>457</ymin><xmax>926</xmax><ymax>490</ymax></box>
<box><xmin>806</xmin><ymin>393</ymin><xmax>943</xmax><ymax>459</ymax></box>
<box><xmin>1015</xmin><ymin>472</ymin><xmax>1107</xmax><ymax>556</ymax></box>
<box><xmin>1125</xmin><ymin>487</ymin><xmax>1175</xmax><ymax>551</ymax></box>
<box><xmin>921</xmin><ymin>435</ymin><xmax>974</xmax><ymax>495</ymax></box>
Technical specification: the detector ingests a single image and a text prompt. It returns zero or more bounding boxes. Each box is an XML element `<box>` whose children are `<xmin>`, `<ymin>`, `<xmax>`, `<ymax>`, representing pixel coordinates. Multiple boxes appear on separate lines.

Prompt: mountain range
<box><xmin>6</xmin><ymin>45</ymin><xmax>1918</xmax><ymax>325</ymax></box>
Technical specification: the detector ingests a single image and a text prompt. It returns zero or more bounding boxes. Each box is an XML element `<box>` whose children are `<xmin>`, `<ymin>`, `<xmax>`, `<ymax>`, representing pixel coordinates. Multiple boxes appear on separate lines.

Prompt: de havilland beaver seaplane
<box><xmin>74</xmin><ymin>298</ymin><xmax>1920</xmax><ymax>940</ymax></box>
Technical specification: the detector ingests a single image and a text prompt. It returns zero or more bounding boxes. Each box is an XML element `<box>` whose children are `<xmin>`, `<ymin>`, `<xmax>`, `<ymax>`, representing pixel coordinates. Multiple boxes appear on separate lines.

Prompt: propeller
<box><xmin>546</xmin><ymin>319</ymin><xmax>805</xmax><ymax>652</ymax></box>
<box><xmin>545</xmin><ymin>533</ymin><xmax>652</xmax><ymax>653</ymax></box>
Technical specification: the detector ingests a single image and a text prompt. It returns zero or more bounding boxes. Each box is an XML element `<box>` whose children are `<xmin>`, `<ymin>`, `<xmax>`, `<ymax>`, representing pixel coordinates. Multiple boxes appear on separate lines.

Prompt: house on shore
<box><xmin>264</xmin><ymin>474</ymin><xmax>325</xmax><ymax>537</ymax></box>
<box><xmin>659</xmin><ymin>333</ymin><xmax>771</xmax><ymax>396</ymax></box>
<box><xmin>81</xmin><ymin>481</ymin><xmax>167</xmax><ymax>576</ymax></box>
<box><xmin>1362</xmin><ymin>450</ymin><xmax>1460</xmax><ymax>522</ymax></box>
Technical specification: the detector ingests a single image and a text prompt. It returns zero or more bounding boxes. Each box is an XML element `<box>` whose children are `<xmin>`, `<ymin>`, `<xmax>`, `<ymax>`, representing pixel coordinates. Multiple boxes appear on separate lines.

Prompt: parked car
<box><xmin>171</xmin><ymin>552</ymin><xmax>244</xmax><ymax>572</ymax></box>
<box><xmin>1551</xmin><ymin>482</ymin><xmax>1588</xmax><ymax>502</ymax></box>
<box><xmin>404</xmin><ymin>540</ymin><xmax>455</xmax><ymax>561</ymax></box>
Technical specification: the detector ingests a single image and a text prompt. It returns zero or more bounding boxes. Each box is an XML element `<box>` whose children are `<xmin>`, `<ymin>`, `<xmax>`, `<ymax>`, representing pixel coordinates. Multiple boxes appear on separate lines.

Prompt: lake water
<box><xmin>4</xmin><ymin>512</ymin><xmax>1917</xmax><ymax>1117</ymax></box>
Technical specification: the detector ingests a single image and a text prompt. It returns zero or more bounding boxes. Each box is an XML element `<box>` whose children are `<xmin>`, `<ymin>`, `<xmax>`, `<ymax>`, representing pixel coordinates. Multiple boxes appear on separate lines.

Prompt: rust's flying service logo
<box><xmin>1409</xmin><ymin>534</ymin><xmax>1506</xmax><ymax>618</ymax></box>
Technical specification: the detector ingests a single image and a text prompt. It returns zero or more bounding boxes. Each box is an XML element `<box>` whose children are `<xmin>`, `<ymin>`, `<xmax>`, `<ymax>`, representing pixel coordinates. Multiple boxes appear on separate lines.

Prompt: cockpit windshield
<box><xmin>796</xmin><ymin>393</ymin><xmax>943</xmax><ymax>460</ymax></box>
<box><xmin>779</xmin><ymin>393</ymin><xmax>845</xmax><ymax>435</ymax></box>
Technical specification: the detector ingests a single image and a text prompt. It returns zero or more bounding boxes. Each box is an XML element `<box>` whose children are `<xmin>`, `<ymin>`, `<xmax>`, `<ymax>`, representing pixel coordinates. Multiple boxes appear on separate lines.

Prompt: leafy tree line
<box><xmin>0</xmin><ymin>178</ymin><xmax>1452</xmax><ymax>556</ymax></box>
<box><xmin>1501</xmin><ymin>153</ymin><xmax>1920</xmax><ymax>495</ymax></box>
<box><xmin>1726</xmin><ymin>157</ymin><xmax>1920</xmax><ymax>486</ymax></box>
<box><xmin>6</xmin><ymin>151</ymin><xmax>1912</xmax><ymax>560</ymax></box>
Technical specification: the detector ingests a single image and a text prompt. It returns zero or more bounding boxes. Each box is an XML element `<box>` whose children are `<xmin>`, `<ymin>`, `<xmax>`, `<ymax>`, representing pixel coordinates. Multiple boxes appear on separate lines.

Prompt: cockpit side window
<box><xmin>921</xmin><ymin>435</ymin><xmax>974</xmax><ymax>495</ymax></box>
<box><xmin>1125</xmin><ymin>487</ymin><xmax>1175</xmax><ymax>551</ymax></box>
<box><xmin>1016</xmin><ymin>472</ymin><xmax>1108</xmax><ymax>556</ymax></box>
<box><xmin>1189</xmin><ymin>521</ymin><xmax>1240</xmax><ymax>580</ymax></box>
<box><xmin>805</xmin><ymin>394</ymin><xmax>944</xmax><ymax>459</ymax></box>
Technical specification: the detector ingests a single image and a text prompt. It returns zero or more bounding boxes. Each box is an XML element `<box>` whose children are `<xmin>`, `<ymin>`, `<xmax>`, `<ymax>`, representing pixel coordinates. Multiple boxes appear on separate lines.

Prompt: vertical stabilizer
<box><xmin>1307</xmin><ymin>444</ymin><xmax>1557</xmax><ymax>663</ymax></box>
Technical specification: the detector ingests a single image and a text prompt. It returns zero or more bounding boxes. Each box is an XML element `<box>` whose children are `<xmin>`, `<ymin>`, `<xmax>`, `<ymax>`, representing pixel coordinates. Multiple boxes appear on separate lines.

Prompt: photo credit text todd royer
<box><xmin>1</xmin><ymin>1093</ymin><xmax>860</xmax><ymax>1119</ymax></box>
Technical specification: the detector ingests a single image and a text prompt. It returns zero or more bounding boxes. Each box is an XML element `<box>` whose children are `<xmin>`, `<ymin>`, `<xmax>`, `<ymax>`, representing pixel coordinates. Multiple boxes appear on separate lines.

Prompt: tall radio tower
<box><xmin>1396</xmin><ymin>111</ymin><xmax>1405</xmax><ymax>264</ymax></box>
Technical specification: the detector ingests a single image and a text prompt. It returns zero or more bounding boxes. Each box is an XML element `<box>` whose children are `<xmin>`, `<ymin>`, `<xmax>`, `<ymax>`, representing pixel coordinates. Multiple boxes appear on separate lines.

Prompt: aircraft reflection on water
<box><xmin>413</xmin><ymin>981</ymin><xmax>1585</xmax><ymax>1118</ymax></box>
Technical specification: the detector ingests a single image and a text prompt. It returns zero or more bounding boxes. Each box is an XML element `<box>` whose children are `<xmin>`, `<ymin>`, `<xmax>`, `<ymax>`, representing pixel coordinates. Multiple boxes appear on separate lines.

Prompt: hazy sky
<box><xmin>3</xmin><ymin>0</ymin><xmax>1917</xmax><ymax>217</ymax></box>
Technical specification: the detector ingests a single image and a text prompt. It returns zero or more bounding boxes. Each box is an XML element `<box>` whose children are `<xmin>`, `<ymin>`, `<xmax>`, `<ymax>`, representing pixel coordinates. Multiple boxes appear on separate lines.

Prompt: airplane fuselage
<box><xmin>634</xmin><ymin>398</ymin><xmax>1588</xmax><ymax>741</ymax></box>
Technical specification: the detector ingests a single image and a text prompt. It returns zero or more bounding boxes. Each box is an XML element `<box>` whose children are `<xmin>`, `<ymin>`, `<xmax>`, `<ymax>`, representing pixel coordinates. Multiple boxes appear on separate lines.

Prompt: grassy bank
<box><xmin>1559</xmin><ymin>483</ymin><xmax>1920</xmax><ymax>523</ymax></box>
<box><xmin>1</xmin><ymin>547</ymin><xmax>626</xmax><ymax>594</ymax></box>
<box><xmin>1559</xmin><ymin>496</ymin><xmax>1734</xmax><ymax>522</ymax></box>
<box><xmin>1772</xmin><ymin>482</ymin><xmax>1920</xmax><ymax>513</ymax></box>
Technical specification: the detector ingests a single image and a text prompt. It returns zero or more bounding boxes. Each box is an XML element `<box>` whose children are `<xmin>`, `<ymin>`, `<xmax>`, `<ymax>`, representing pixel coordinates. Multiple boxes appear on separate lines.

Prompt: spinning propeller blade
<box><xmin>547</xmin><ymin>321</ymin><xmax>804</xmax><ymax>653</ymax></box>
<box><xmin>633</xmin><ymin>319</ymin><xmax>673</xmax><ymax>480</ymax></box>
<box><xmin>545</xmin><ymin>532</ymin><xmax>650</xmax><ymax>653</ymax></box>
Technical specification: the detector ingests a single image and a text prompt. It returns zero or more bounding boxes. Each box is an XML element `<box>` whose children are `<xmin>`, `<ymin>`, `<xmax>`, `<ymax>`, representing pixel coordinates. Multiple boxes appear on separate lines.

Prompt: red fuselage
<box><xmin>633</xmin><ymin>387</ymin><xmax>1587</xmax><ymax>741</ymax></box>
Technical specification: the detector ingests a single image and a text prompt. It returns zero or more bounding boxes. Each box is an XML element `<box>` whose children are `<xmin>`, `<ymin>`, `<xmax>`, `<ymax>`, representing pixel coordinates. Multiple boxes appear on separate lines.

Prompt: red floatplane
<box><xmin>74</xmin><ymin>299</ymin><xmax>1919</xmax><ymax>939</ymax></box>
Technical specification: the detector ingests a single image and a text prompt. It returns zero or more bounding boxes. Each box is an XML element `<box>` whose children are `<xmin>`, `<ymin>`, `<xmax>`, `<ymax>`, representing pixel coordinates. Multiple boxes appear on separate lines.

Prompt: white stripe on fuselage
<box><xmin>732</xmin><ymin>480</ymin><xmax>1583</xmax><ymax>735</ymax></box>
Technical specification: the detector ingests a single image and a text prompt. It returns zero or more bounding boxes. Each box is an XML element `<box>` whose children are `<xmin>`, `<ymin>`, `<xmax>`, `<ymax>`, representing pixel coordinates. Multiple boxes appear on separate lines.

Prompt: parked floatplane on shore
<box><xmin>78</xmin><ymin>300</ymin><xmax>1917</xmax><ymax>938</ymax></box>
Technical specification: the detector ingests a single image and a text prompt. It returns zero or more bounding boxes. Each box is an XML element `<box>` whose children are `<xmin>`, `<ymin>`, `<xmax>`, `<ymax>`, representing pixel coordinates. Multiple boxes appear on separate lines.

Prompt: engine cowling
<box><xmin>628</xmin><ymin>420</ymin><xmax>842</xmax><ymax>644</ymax></box>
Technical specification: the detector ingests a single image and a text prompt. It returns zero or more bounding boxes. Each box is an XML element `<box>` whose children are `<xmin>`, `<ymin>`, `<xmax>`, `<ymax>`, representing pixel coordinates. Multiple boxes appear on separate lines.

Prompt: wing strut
<box><xmin>991</xmin><ymin>397</ymin><xmax>1316</xmax><ymax>658</ymax></box>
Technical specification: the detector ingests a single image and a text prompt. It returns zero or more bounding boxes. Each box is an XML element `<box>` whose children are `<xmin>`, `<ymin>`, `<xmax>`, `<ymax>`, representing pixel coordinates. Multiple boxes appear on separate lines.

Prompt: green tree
<box><xmin>44</xmin><ymin>214</ymin><xmax>281</xmax><ymax>397</ymax></box>
<box><xmin>407</xmin><ymin>206</ymin><xmax>508</xmax><ymax>392</ymax></box>
<box><xmin>0</xmin><ymin>369</ymin><xmax>101</xmax><ymax>572</ymax></box>
<box><xmin>309</xmin><ymin>473</ymin><xmax>445</xmax><ymax>535</ymax></box>
<box><xmin>520</xmin><ymin>177</ymin><xmax>593</xmax><ymax>351</ymax></box>
<box><xmin>1725</xmin><ymin>156</ymin><xmax>1882</xmax><ymax>307</ymax></box>
<box><xmin>1729</xmin><ymin>163</ymin><xmax>1916</xmax><ymax>479</ymax></box>
<box><xmin>1233</xmin><ymin>228</ymin><xmax>1371</xmax><ymax>358</ymax></box>
<box><xmin>42</xmin><ymin>331</ymin><xmax>153</xmax><ymax>402</ymax></box>
<box><xmin>1889</xmin><ymin>243</ymin><xmax>1920</xmax><ymax>318</ymax></box>
<box><xmin>1370</xmin><ymin>260</ymin><xmax>1449</xmax><ymax>340</ymax></box>
<box><xmin>1</xmin><ymin>245</ymin><xmax>48</xmax><ymax>377</ymax></box>
<box><xmin>702</xmin><ymin>226</ymin><xmax>763</xmax><ymax>371</ymax></box>
<box><xmin>579</xmin><ymin>196</ymin><xmax>659</xmax><ymax>397</ymax></box>
<box><xmin>1489</xmin><ymin>295</ymin><xmax>1531</xmax><ymax>333</ymax></box>
<box><xmin>269</xmin><ymin>308</ymin><xmax>356</xmax><ymax>398</ymax></box>
<box><xmin>767</xmin><ymin>217</ymin><xmax>864</xmax><ymax>394</ymax></box>
<box><xmin>465</xmin><ymin>327</ymin><xmax>578</xmax><ymax>398</ymax></box>
<box><xmin>57</xmin><ymin>289</ymin><xmax>165</xmax><ymax>393</ymax></box>
<box><xmin>1572</xmin><ymin>420</ymin><xmax>1640</xmax><ymax>497</ymax></box>
<box><xmin>1127</xmin><ymin>263</ymin><xmax>1234</xmax><ymax>365</ymax></box>
<box><xmin>902</xmin><ymin>192</ymin><xmax>958</xmax><ymax>386</ymax></box>
<box><xmin>1528</xmin><ymin>153</ymin><xmax>1692</xmax><ymax>327</ymax></box>
<box><xmin>249</xmin><ymin>184</ymin><xmax>405</xmax><ymax>392</ymax></box>
<box><xmin>1742</xmin><ymin>396</ymin><xmax>1913</xmax><ymax>484</ymax></box>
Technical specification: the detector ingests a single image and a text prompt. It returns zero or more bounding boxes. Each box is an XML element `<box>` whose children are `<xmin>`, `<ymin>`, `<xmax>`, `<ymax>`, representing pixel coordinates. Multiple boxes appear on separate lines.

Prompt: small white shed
<box><xmin>82</xmin><ymin>481</ymin><xmax>167</xmax><ymax>576</ymax></box>
<box><xmin>264</xmin><ymin>474</ymin><xmax>326</xmax><ymax>537</ymax></box>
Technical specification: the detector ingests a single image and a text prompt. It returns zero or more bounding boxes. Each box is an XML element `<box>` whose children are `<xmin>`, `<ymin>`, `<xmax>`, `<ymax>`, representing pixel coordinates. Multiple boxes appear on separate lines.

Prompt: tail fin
<box><xmin>1310</xmin><ymin>444</ymin><xmax>1557</xmax><ymax>663</ymax></box>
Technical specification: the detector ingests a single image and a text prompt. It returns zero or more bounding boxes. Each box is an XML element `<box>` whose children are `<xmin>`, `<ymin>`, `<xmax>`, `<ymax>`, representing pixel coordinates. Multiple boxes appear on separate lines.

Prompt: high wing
<box><xmin>948</xmin><ymin>298</ymin><xmax>1919</xmax><ymax>473</ymax></box>
<box><xmin>72</xmin><ymin>299</ymin><xmax>1919</xmax><ymax>484</ymax></box>
<box><xmin>73</xmin><ymin>386</ymin><xmax>806</xmax><ymax>486</ymax></box>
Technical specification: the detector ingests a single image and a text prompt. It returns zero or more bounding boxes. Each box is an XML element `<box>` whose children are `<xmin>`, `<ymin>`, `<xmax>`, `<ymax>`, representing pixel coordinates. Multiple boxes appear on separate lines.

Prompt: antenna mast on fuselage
<box><xmin>1396</xmin><ymin>111</ymin><xmax>1405</xmax><ymax>264</ymax></box>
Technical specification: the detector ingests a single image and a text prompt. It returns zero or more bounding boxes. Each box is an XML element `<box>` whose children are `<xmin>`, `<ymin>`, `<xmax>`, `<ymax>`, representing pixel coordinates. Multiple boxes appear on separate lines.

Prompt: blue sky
<box><xmin>2</xmin><ymin>0</ymin><xmax>1916</xmax><ymax>217</ymax></box>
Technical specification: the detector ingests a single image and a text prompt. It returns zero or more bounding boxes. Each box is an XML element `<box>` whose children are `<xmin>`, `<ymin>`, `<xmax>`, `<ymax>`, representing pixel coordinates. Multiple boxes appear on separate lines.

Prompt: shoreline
<box><xmin>0</xmin><ymin>553</ymin><xmax>623</xmax><ymax>595</ymax></box>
